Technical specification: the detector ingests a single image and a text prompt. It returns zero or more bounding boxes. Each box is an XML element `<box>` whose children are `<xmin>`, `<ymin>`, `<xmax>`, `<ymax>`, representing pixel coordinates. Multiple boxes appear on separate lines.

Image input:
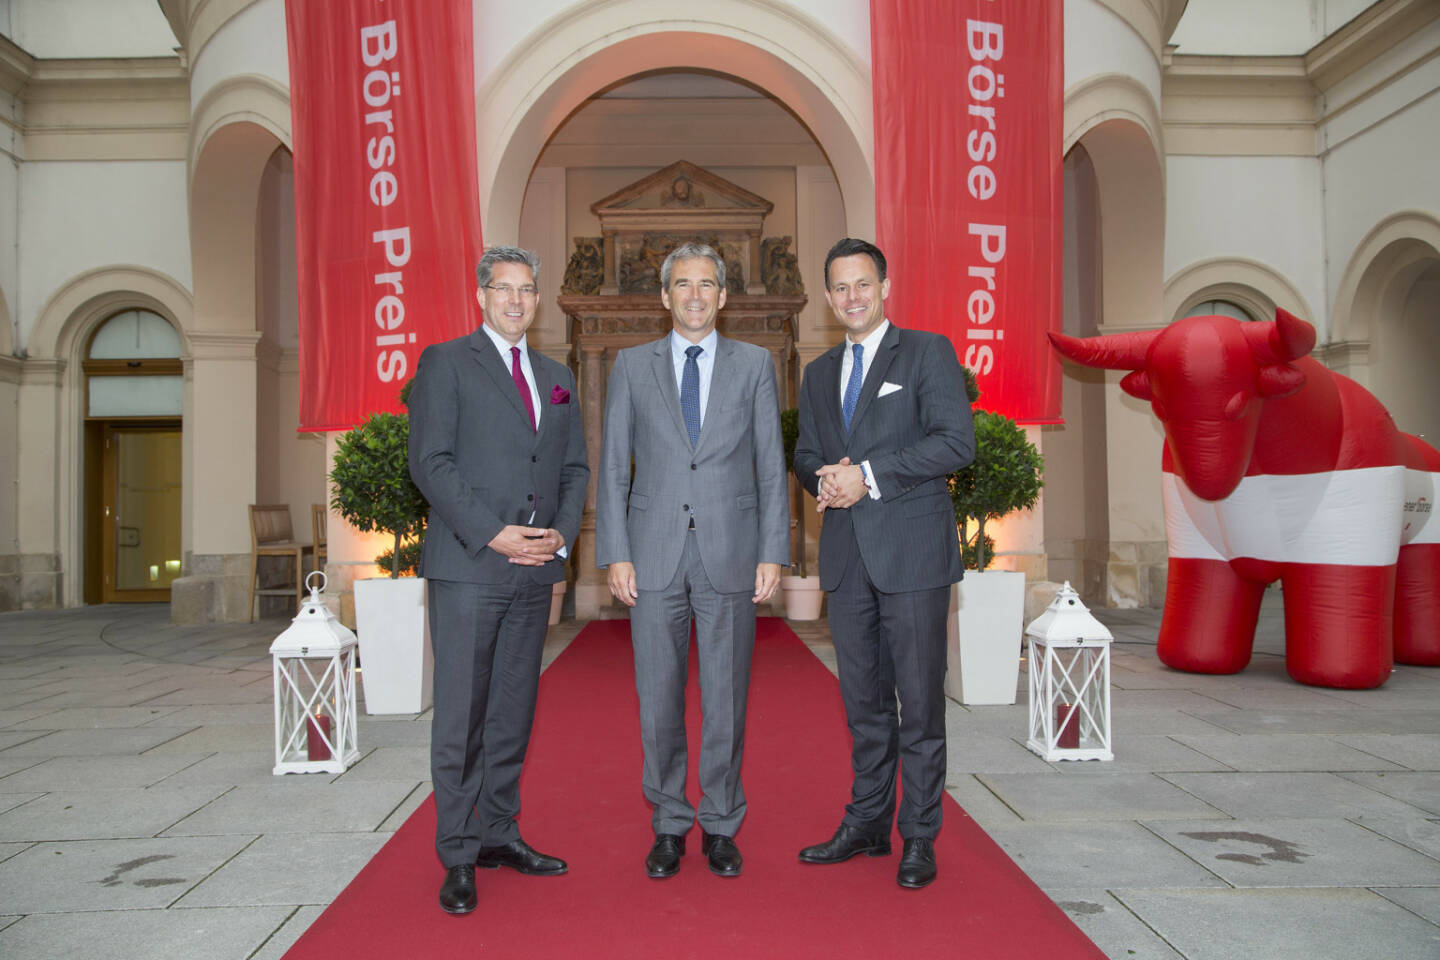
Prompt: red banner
<box><xmin>871</xmin><ymin>0</ymin><xmax>1063</xmax><ymax>424</ymax></box>
<box><xmin>286</xmin><ymin>0</ymin><xmax>483</xmax><ymax>431</ymax></box>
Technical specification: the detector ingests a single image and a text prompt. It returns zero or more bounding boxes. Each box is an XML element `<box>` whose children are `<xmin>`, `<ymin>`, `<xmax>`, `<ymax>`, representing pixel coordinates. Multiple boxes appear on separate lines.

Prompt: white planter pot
<box><xmin>780</xmin><ymin>575</ymin><xmax>823</xmax><ymax>620</ymax></box>
<box><xmin>549</xmin><ymin>580</ymin><xmax>567</xmax><ymax>626</ymax></box>
<box><xmin>945</xmin><ymin>569</ymin><xmax>1026</xmax><ymax>705</ymax></box>
<box><xmin>353</xmin><ymin>576</ymin><xmax>433</xmax><ymax>715</ymax></box>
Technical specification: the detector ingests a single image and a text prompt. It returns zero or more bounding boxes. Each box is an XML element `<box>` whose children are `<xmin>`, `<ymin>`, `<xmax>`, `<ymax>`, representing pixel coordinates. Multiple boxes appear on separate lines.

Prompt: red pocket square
<box><xmin>551</xmin><ymin>385</ymin><xmax>571</xmax><ymax>404</ymax></box>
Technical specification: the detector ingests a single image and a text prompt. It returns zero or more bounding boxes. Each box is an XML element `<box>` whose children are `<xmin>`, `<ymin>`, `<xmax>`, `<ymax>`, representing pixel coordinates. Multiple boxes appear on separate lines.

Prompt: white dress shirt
<box><xmin>838</xmin><ymin>319</ymin><xmax>889</xmax><ymax>500</ymax></box>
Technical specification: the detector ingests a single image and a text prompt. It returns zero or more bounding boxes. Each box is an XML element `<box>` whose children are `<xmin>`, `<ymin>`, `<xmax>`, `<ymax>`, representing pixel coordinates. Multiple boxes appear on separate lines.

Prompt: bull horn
<box><xmin>1048</xmin><ymin>329</ymin><xmax>1158</xmax><ymax>370</ymax></box>
<box><xmin>1242</xmin><ymin>309</ymin><xmax>1316</xmax><ymax>363</ymax></box>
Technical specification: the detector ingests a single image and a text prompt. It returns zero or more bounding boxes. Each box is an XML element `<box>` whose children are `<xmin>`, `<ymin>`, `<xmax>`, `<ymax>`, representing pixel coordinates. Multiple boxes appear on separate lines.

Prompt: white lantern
<box><xmin>271</xmin><ymin>572</ymin><xmax>360</xmax><ymax>774</ymax></box>
<box><xmin>1024</xmin><ymin>582</ymin><xmax>1114</xmax><ymax>761</ymax></box>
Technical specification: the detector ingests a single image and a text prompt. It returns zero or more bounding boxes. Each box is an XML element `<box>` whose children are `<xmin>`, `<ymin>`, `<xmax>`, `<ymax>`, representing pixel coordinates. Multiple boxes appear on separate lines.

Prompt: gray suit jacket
<box><xmin>794</xmin><ymin>324</ymin><xmax>974</xmax><ymax>593</ymax></box>
<box><xmin>408</xmin><ymin>329</ymin><xmax>588</xmax><ymax>585</ymax></box>
<box><xmin>596</xmin><ymin>334</ymin><xmax>789</xmax><ymax>594</ymax></box>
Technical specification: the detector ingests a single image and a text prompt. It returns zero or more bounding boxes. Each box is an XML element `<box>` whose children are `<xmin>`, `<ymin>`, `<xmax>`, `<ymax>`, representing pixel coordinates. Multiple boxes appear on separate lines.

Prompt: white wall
<box><xmin>1165</xmin><ymin>155</ymin><xmax>1326</xmax><ymax>325</ymax></box>
<box><xmin>0</xmin><ymin>0</ymin><xmax>178</xmax><ymax>58</ymax></box>
<box><xmin>17</xmin><ymin>161</ymin><xmax>190</xmax><ymax>350</ymax></box>
<box><xmin>188</xmin><ymin>0</ymin><xmax>289</xmax><ymax>114</ymax></box>
<box><xmin>1066</xmin><ymin>0</ymin><xmax>1161</xmax><ymax>100</ymax></box>
<box><xmin>1171</xmin><ymin>0</ymin><xmax>1373</xmax><ymax>55</ymax></box>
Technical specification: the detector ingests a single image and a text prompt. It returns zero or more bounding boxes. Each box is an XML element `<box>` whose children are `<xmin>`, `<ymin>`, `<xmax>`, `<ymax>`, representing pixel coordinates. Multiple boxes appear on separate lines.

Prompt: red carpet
<box><xmin>285</xmin><ymin>618</ymin><xmax>1103</xmax><ymax>958</ymax></box>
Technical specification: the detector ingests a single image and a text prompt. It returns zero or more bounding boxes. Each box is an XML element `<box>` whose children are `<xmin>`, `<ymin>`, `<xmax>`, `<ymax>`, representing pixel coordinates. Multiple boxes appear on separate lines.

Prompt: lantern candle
<box><xmin>307</xmin><ymin>712</ymin><xmax>332</xmax><ymax>761</ymax></box>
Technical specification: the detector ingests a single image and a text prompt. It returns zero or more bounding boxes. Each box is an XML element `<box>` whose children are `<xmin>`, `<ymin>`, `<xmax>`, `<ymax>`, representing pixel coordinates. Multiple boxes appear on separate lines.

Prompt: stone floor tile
<box><xmin>0</xmin><ymin>730</ymin><xmax>55</xmax><ymax>753</ymax></box>
<box><xmin>1042</xmin><ymin>888</ymin><xmax>1183</xmax><ymax>960</ymax></box>
<box><xmin>1335</xmin><ymin>735</ymin><xmax>1440</xmax><ymax>771</ymax></box>
<box><xmin>24</xmin><ymin>682</ymin><xmax>185</xmax><ymax>708</ymax></box>
<box><xmin>1044</xmin><ymin>735</ymin><xmax>1233</xmax><ymax>775</ymax></box>
<box><xmin>1113</xmin><ymin>887</ymin><xmax>1440</xmax><ymax>960</ymax></box>
<box><xmin>1145</xmin><ymin>817</ymin><xmax>1440</xmax><ymax>888</ymax></box>
<box><xmin>0</xmin><ymin>842</ymin><xmax>31</xmax><ymax>863</ymax></box>
<box><xmin>1375</xmin><ymin>887</ymin><xmax>1440</xmax><ymax>926</ymax></box>
<box><xmin>154</xmin><ymin>751</ymin><xmax>342</xmax><ymax>788</ymax></box>
<box><xmin>1185</xmin><ymin>710</ymin><xmax>1396</xmax><ymax>736</ymax></box>
<box><xmin>335</xmin><ymin>745</ymin><xmax>428</xmax><ymax>782</ymax></box>
<box><xmin>354</xmin><ymin>718</ymin><xmax>432</xmax><ymax>748</ymax></box>
<box><xmin>945</xmin><ymin>774</ymin><xmax>1024</xmax><ymax>829</ymax></box>
<box><xmin>0</xmin><ymin>754</ymin><xmax>212</xmax><ymax>791</ymax></box>
<box><xmin>979</xmin><ymin>773</ymin><xmax>1227</xmax><ymax>822</ymax></box>
<box><xmin>1174</xmin><ymin>734</ymin><xmax>1409</xmax><ymax>772</ymax></box>
<box><xmin>945</xmin><ymin>735</ymin><xmax>1054</xmax><ymax>775</ymax></box>
<box><xmin>983</xmin><ymin>821</ymin><xmax>1227</xmax><ymax>889</ymax></box>
<box><xmin>0</xmin><ymin>786</ymin><xmax>229</xmax><ymax>841</ymax></box>
<box><xmin>247</xmin><ymin>905</ymin><xmax>324</xmax><ymax>960</ymax></box>
<box><xmin>0</xmin><ymin>726</ymin><xmax>195</xmax><ymax>757</ymax></box>
<box><xmin>1336</xmin><ymin>771</ymin><xmax>1440</xmax><ymax>816</ymax></box>
<box><xmin>0</xmin><ymin>905</ymin><xmax>293</xmax><ymax>960</ymax></box>
<box><xmin>1159</xmin><ymin>772</ymin><xmax>1432</xmax><ymax>821</ymax></box>
<box><xmin>377</xmin><ymin>781</ymin><xmax>431</xmax><ymax>832</ymax></box>
<box><xmin>10</xmin><ymin>706</ymin><xmax>186</xmax><ymax>729</ymax></box>
<box><xmin>1356</xmin><ymin>815</ymin><xmax>1440</xmax><ymax>861</ymax></box>
<box><xmin>162</xmin><ymin>780</ymin><xmax>415</xmax><ymax>836</ymax></box>
<box><xmin>144</xmin><ymin>724</ymin><xmax>274</xmax><ymax>755</ymax></box>
<box><xmin>0</xmin><ymin>708</ymin><xmax>63</xmax><ymax>727</ymax></box>
<box><xmin>176</xmin><ymin>831</ymin><xmax>390</xmax><ymax>907</ymax></box>
<box><xmin>0</xmin><ymin>757</ymin><xmax>44</xmax><ymax>781</ymax></box>
<box><xmin>1112</xmin><ymin>711</ymin><xmax>1239</xmax><ymax>737</ymax></box>
<box><xmin>1110</xmin><ymin>690</ymin><xmax>1240</xmax><ymax>712</ymax></box>
<box><xmin>149</xmin><ymin>703</ymin><xmax>273</xmax><ymax>726</ymax></box>
<box><xmin>143</xmin><ymin>684</ymin><xmax>274</xmax><ymax>706</ymax></box>
<box><xmin>0</xmin><ymin>835</ymin><xmax>255</xmax><ymax>913</ymax></box>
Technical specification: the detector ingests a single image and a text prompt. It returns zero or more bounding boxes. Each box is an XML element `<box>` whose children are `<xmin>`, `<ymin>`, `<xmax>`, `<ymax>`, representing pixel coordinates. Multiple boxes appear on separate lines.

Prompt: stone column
<box><xmin>746</xmin><ymin>228</ymin><xmax>766</xmax><ymax>295</ymax></box>
<box><xmin>600</xmin><ymin>230</ymin><xmax>619</xmax><ymax>296</ymax></box>
<box><xmin>14</xmin><ymin>359</ymin><xmax>65</xmax><ymax>609</ymax></box>
<box><xmin>574</xmin><ymin>342</ymin><xmax>608</xmax><ymax>618</ymax></box>
<box><xmin>171</xmin><ymin>330</ymin><xmax>261</xmax><ymax>623</ymax></box>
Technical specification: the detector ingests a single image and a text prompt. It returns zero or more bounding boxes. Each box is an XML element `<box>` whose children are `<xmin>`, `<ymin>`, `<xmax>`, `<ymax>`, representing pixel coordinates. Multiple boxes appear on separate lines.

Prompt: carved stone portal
<box><xmin>557</xmin><ymin>160</ymin><xmax>808</xmax><ymax>619</ymax></box>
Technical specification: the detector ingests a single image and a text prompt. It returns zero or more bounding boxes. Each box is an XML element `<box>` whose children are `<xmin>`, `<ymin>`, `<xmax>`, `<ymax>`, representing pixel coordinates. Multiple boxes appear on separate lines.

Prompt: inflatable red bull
<box><xmin>1051</xmin><ymin>308</ymin><xmax>1439</xmax><ymax>689</ymax></box>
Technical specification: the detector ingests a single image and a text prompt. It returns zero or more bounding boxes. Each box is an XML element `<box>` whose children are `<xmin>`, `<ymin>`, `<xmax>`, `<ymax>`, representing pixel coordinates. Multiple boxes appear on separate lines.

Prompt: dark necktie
<box><xmin>511</xmin><ymin>346</ymin><xmax>536</xmax><ymax>432</ymax></box>
<box><xmin>842</xmin><ymin>342</ymin><xmax>864</xmax><ymax>430</ymax></box>
<box><xmin>681</xmin><ymin>344</ymin><xmax>703</xmax><ymax>449</ymax></box>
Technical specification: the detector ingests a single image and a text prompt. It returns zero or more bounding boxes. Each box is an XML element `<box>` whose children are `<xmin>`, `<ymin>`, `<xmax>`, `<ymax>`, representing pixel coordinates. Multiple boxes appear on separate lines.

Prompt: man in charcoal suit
<box><xmin>596</xmin><ymin>242</ymin><xmax>789</xmax><ymax>879</ymax></box>
<box><xmin>408</xmin><ymin>246</ymin><xmax>588</xmax><ymax>915</ymax></box>
<box><xmin>793</xmin><ymin>237</ymin><xmax>974</xmax><ymax>889</ymax></box>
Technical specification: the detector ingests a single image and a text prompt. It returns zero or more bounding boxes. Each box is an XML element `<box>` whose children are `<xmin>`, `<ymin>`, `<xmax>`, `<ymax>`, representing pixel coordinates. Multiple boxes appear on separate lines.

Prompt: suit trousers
<box><xmin>828</xmin><ymin>545</ymin><xmax>950</xmax><ymax>840</ymax></box>
<box><xmin>630</xmin><ymin>531</ymin><xmax>756</xmax><ymax>837</ymax></box>
<box><xmin>427</xmin><ymin>576</ymin><xmax>551</xmax><ymax>867</ymax></box>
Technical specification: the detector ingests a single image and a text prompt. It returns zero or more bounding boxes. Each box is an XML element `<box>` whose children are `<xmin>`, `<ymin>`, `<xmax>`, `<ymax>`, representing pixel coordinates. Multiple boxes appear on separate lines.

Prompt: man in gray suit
<box><xmin>408</xmin><ymin>246</ymin><xmax>588</xmax><ymax>915</ymax></box>
<box><xmin>793</xmin><ymin>238</ymin><xmax>974</xmax><ymax>889</ymax></box>
<box><xmin>596</xmin><ymin>242</ymin><xmax>789</xmax><ymax>879</ymax></box>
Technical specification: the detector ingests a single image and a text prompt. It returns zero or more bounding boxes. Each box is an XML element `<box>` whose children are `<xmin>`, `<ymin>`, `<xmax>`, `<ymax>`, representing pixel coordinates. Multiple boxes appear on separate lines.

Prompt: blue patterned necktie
<box><xmin>681</xmin><ymin>344</ymin><xmax>703</xmax><ymax>449</ymax></box>
<box><xmin>842</xmin><ymin>342</ymin><xmax>864</xmax><ymax>430</ymax></box>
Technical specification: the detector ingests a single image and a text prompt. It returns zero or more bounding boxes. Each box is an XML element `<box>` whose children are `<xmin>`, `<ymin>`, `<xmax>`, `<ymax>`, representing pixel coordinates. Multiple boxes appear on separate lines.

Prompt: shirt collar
<box><xmin>481</xmin><ymin>322</ymin><xmax>527</xmax><ymax>359</ymax></box>
<box><xmin>671</xmin><ymin>328</ymin><xmax>718</xmax><ymax>360</ymax></box>
<box><xmin>846</xmin><ymin>319</ymin><xmax>889</xmax><ymax>355</ymax></box>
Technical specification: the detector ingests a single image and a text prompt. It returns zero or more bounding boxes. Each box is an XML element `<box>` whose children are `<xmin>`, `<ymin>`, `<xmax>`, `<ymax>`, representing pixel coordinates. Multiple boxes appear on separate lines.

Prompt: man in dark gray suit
<box><xmin>596</xmin><ymin>242</ymin><xmax>789</xmax><ymax>880</ymax></box>
<box><xmin>408</xmin><ymin>246</ymin><xmax>588</xmax><ymax>915</ymax></box>
<box><xmin>793</xmin><ymin>237</ymin><xmax>974</xmax><ymax>889</ymax></box>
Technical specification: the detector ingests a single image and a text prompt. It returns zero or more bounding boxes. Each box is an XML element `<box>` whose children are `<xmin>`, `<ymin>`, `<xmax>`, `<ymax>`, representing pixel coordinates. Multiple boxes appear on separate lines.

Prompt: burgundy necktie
<box><xmin>511</xmin><ymin>346</ymin><xmax>536</xmax><ymax>432</ymax></box>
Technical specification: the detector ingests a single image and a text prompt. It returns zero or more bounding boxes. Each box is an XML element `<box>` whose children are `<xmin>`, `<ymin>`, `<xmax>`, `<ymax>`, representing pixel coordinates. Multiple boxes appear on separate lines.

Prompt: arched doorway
<box><xmin>82</xmin><ymin>309</ymin><xmax>184</xmax><ymax>603</ymax></box>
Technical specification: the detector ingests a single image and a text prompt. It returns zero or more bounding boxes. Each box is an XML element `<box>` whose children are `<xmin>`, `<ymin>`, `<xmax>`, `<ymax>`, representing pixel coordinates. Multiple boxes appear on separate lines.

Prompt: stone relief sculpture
<box><xmin>761</xmin><ymin>236</ymin><xmax>804</xmax><ymax>296</ymax></box>
<box><xmin>617</xmin><ymin>234</ymin><xmax>745</xmax><ymax>295</ymax></box>
<box><xmin>660</xmin><ymin>175</ymin><xmax>705</xmax><ymax>207</ymax></box>
<box><xmin>561</xmin><ymin>237</ymin><xmax>603</xmax><ymax>295</ymax></box>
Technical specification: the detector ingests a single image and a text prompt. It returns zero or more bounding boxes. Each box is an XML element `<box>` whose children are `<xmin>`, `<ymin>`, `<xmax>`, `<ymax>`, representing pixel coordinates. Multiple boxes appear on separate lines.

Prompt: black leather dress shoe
<box><xmin>645</xmin><ymin>833</ymin><xmax>686</xmax><ymax>879</ymax></box>
<box><xmin>798</xmin><ymin>823</ymin><xmax>892</xmax><ymax>864</ymax></box>
<box><xmin>439</xmin><ymin>863</ymin><xmax>477</xmax><ymax>915</ymax></box>
<box><xmin>476</xmin><ymin>839</ymin><xmax>568</xmax><ymax>876</ymax></box>
<box><xmin>702</xmin><ymin>832</ymin><xmax>742</xmax><ymax>877</ymax></box>
<box><xmin>896</xmin><ymin>837</ymin><xmax>937</xmax><ymax>889</ymax></box>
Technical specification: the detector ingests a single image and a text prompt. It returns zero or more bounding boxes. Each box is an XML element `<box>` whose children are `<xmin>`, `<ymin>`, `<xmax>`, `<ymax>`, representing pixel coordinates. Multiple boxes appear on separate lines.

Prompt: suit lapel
<box><xmin>530</xmin><ymin>351</ymin><xmax>557</xmax><ymax>448</ymax></box>
<box><xmin>817</xmin><ymin>343</ymin><xmax>847</xmax><ymax>443</ymax></box>
<box><xmin>649</xmin><ymin>336</ymin><xmax>690</xmax><ymax>443</ymax></box>
<box><xmin>846</xmin><ymin>323</ymin><xmax>901</xmax><ymax>439</ymax></box>
<box><xmin>695</xmin><ymin>335</ymin><xmax>738</xmax><ymax>453</ymax></box>
<box><xmin>468</xmin><ymin>329</ymin><xmax>534</xmax><ymax>432</ymax></box>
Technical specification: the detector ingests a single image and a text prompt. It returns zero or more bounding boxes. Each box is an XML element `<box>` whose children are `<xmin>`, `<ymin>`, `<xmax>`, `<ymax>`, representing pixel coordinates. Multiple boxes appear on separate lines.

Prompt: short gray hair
<box><xmin>660</xmin><ymin>242</ymin><xmax>725</xmax><ymax>290</ymax></box>
<box><xmin>476</xmin><ymin>245</ymin><xmax>541</xmax><ymax>288</ymax></box>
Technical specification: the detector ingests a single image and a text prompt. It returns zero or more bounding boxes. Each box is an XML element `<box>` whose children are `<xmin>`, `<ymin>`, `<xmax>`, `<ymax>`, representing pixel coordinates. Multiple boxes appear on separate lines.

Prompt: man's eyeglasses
<box><xmin>484</xmin><ymin>284</ymin><xmax>539</xmax><ymax>298</ymax></box>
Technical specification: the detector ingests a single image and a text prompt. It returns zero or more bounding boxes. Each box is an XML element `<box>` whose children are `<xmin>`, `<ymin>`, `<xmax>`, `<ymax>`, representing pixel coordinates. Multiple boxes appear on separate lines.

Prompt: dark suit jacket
<box><xmin>793</xmin><ymin>323</ymin><xmax>974</xmax><ymax>593</ymax></box>
<box><xmin>408</xmin><ymin>329</ymin><xmax>588</xmax><ymax>585</ymax></box>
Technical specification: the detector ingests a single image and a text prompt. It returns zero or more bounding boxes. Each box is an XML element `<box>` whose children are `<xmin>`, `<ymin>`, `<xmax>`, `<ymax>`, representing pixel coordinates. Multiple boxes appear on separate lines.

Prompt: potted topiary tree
<box><xmin>944</xmin><ymin>370</ymin><xmax>1043</xmax><ymax>704</ymax></box>
<box><xmin>778</xmin><ymin>408</ymin><xmax>823</xmax><ymax>619</ymax></box>
<box><xmin>329</xmin><ymin>400</ymin><xmax>433</xmax><ymax>715</ymax></box>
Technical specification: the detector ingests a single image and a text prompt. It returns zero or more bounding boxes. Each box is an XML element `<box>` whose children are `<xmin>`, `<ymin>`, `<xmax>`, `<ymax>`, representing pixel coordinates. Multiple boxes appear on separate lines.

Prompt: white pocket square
<box><xmin>878</xmin><ymin>381</ymin><xmax>903</xmax><ymax>397</ymax></box>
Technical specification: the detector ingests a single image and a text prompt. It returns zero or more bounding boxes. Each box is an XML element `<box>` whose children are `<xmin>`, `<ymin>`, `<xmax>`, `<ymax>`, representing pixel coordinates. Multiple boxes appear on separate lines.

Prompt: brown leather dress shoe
<box><xmin>439</xmin><ymin>863</ymin><xmax>477</xmax><ymax>915</ymax></box>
